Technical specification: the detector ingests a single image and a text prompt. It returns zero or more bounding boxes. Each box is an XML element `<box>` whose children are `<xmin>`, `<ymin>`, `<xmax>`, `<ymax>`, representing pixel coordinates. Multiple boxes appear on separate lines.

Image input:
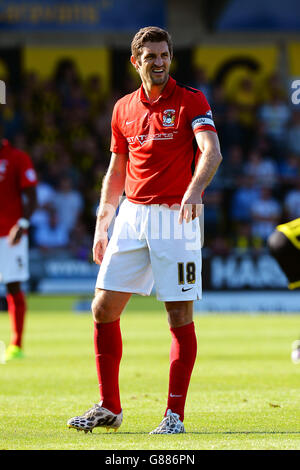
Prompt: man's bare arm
<box><xmin>179</xmin><ymin>131</ymin><xmax>222</xmax><ymax>224</ymax></box>
<box><xmin>93</xmin><ymin>152</ymin><xmax>128</xmax><ymax>264</ymax></box>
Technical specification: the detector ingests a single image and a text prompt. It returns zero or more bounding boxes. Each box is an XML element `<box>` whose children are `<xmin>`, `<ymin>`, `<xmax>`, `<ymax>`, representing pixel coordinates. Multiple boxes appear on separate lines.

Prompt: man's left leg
<box><xmin>6</xmin><ymin>281</ymin><xmax>26</xmax><ymax>360</ymax></box>
<box><xmin>150</xmin><ymin>301</ymin><xmax>197</xmax><ymax>434</ymax></box>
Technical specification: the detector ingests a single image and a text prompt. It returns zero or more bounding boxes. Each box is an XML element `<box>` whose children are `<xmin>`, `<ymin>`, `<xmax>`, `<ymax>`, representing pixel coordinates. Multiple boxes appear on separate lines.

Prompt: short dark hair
<box><xmin>131</xmin><ymin>26</ymin><xmax>173</xmax><ymax>60</ymax></box>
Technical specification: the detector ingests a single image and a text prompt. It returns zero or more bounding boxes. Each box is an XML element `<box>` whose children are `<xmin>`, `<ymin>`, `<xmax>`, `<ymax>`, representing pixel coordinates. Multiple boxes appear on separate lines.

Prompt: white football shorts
<box><xmin>96</xmin><ymin>199</ymin><xmax>202</xmax><ymax>301</ymax></box>
<box><xmin>0</xmin><ymin>235</ymin><xmax>29</xmax><ymax>284</ymax></box>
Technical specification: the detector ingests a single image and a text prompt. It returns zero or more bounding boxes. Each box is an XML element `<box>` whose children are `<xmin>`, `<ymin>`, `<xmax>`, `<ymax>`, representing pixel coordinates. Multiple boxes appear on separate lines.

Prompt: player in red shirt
<box><xmin>0</xmin><ymin>139</ymin><xmax>37</xmax><ymax>360</ymax></box>
<box><xmin>68</xmin><ymin>26</ymin><xmax>222</xmax><ymax>434</ymax></box>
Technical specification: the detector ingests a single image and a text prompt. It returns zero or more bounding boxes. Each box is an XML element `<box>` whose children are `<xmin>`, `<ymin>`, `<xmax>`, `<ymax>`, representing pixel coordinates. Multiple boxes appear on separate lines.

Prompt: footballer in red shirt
<box><xmin>68</xmin><ymin>27</ymin><xmax>222</xmax><ymax>434</ymax></box>
<box><xmin>0</xmin><ymin>139</ymin><xmax>37</xmax><ymax>360</ymax></box>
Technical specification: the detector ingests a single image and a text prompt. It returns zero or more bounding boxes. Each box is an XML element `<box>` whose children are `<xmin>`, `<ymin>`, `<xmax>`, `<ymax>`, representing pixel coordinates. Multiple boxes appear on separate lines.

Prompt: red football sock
<box><xmin>6</xmin><ymin>291</ymin><xmax>26</xmax><ymax>348</ymax></box>
<box><xmin>94</xmin><ymin>319</ymin><xmax>122</xmax><ymax>415</ymax></box>
<box><xmin>165</xmin><ymin>322</ymin><xmax>197</xmax><ymax>421</ymax></box>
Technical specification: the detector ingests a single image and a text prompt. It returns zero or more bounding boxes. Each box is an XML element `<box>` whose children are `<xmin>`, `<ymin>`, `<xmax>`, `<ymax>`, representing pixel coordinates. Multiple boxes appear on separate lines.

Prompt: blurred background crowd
<box><xmin>1</xmin><ymin>0</ymin><xmax>300</xmax><ymax>263</ymax></box>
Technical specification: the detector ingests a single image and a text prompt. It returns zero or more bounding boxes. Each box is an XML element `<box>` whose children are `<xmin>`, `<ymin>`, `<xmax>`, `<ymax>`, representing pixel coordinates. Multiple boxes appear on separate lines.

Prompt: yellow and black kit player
<box><xmin>267</xmin><ymin>218</ymin><xmax>300</xmax><ymax>290</ymax></box>
<box><xmin>268</xmin><ymin>218</ymin><xmax>300</xmax><ymax>363</ymax></box>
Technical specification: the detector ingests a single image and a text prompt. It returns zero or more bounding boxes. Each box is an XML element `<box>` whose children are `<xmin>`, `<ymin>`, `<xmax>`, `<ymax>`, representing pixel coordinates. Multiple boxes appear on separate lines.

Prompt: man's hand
<box><xmin>178</xmin><ymin>188</ymin><xmax>203</xmax><ymax>224</ymax></box>
<box><xmin>92</xmin><ymin>213</ymin><xmax>112</xmax><ymax>264</ymax></box>
<box><xmin>8</xmin><ymin>224</ymin><xmax>24</xmax><ymax>245</ymax></box>
<box><xmin>91</xmin><ymin>152</ymin><xmax>127</xmax><ymax>264</ymax></box>
<box><xmin>93</xmin><ymin>235</ymin><xmax>108</xmax><ymax>265</ymax></box>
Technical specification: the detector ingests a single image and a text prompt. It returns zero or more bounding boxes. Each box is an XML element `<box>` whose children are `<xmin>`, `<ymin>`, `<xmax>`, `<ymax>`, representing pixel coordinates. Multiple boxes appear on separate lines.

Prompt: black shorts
<box><xmin>268</xmin><ymin>230</ymin><xmax>300</xmax><ymax>289</ymax></box>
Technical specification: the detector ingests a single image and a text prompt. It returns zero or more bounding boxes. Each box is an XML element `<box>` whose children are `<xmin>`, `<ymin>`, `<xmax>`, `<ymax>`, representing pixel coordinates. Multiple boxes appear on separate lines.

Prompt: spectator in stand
<box><xmin>259</xmin><ymin>73</ymin><xmax>287</xmax><ymax>103</ymax></box>
<box><xmin>53</xmin><ymin>176</ymin><xmax>84</xmax><ymax>234</ymax></box>
<box><xmin>34</xmin><ymin>206</ymin><xmax>69</xmax><ymax>252</ymax></box>
<box><xmin>209</xmin><ymin>235</ymin><xmax>230</xmax><ymax>255</ymax></box>
<box><xmin>0</xmin><ymin>91</ymin><xmax>24</xmax><ymax>141</ymax></box>
<box><xmin>72</xmin><ymin>136</ymin><xmax>103</xmax><ymax>177</ymax></box>
<box><xmin>243</xmin><ymin>150</ymin><xmax>279</xmax><ymax>188</ymax></box>
<box><xmin>64</xmin><ymin>82</ymin><xmax>89</xmax><ymax>114</ymax></box>
<box><xmin>92</xmin><ymin>92</ymin><xmax>122</xmax><ymax>148</ymax></box>
<box><xmin>47</xmin><ymin>150</ymin><xmax>80</xmax><ymax>189</ymax></box>
<box><xmin>30</xmin><ymin>172</ymin><xmax>56</xmax><ymax>242</ymax></box>
<box><xmin>202</xmin><ymin>187</ymin><xmax>224</xmax><ymax>237</ymax></box>
<box><xmin>287</xmin><ymin>110</ymin><xmax>300</xmax><ymax>156</ymax></box>
<box><xmin>53</xmin><ymin>58</ymin><xmax>81</xmax><ymax>104</ymax></box>
<box><xmin>85</xmin><ymin>75</ymin><xmax>107</xmax><ymax>118</ymax></box>
<box><xmin>278</xmin><ymin>154</ymin><xmax>300</xmax><ymax>190</ymax></box>
<box><xmin>284</xmin><ymin>180</ymin><xmax>300</xmax><ymax>220</ymax></box>
<box><xmin>230</xmin><ymin>175</ymin><xmax>261</xmax><ymax>223</ymax></box>
<box><xmin>233</xmin><ymin>222</ymin><xmax>263</xmax><ymax>252</ymax></box>
<box><xmin>192</xmin><ymin>66</ymin><xmax>211</xmax><ymax>102</ymax></box>
<box><xmin>221</xmin><ymin>144</ymin><xmax>244</xmax><ymax>189</ymax></box>
<box><xmin>217</xmin><ymin>105</ymin><xmax>245</xmax><ymax>155</ymax></box>
<box><xmin>259</xmin><ymin>92</ymin><xmax>291</xmax><ymax>153</ymax></box>
<box><xmin>34</xmin><ymin>111</ymin><xmax>60</xmax><ymax>163</ymax></box>
<box><xmin>228</xmin><ymin>76</ymin><xmax>258</xmax><ymax>130</ymax></box>
<box><xmin>250</xmin><ymin>187</ymin><xmax>281</xmax><ymax>241</ymax></box>
<box><xmin>210</xmin><ymin>84</ymin><xmax>227</xmax><ymax>129</ymax></box>
<box><xmin>69</xmin><ymin>218</ymin><xmax>93</xmax><ymax>261</ymax></box>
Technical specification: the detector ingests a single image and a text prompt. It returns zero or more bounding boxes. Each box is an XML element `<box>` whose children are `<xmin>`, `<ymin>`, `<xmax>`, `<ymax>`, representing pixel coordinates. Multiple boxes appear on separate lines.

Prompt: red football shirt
<box><xmin>110</xmin><ymin>76</ymin><xmax>217</xmax><ymax>205</ymax></box>
<box><xmin>0</xmin><ymin>139</ymin><xmax>37</xmax><ymax>236</ymax></box>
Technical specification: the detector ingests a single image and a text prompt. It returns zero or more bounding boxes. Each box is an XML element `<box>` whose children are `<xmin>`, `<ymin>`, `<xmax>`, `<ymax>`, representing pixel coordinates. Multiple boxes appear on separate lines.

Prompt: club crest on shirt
<box><xmin>162</xmin><ymin>109</ymin><xmax>176</xmax><ymax>127</ymax></box>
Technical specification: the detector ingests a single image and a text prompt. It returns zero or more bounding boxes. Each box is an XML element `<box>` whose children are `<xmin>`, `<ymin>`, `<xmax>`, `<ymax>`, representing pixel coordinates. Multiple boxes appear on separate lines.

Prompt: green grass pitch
<box><xmin>0</xmin><ymin>294</ymin><xmax>300</xmax><ymax>450</ymax></box>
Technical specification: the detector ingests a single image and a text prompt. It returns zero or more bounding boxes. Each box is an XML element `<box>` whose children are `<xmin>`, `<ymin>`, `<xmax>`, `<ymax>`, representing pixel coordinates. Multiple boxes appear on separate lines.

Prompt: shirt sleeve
<box><xmin>110</xmin><ymin>101</ymin><xmax>129</xmax><ymax>154</ymax></box>
<box><xmin>186</xmin><ymin>90</ymin><xmax>217</xmax><ymax>135</ymax></box>
<box><xmin>18</xmin><ymin>151</ymin><xmax>38</xmax><ymax>189</ymax></box>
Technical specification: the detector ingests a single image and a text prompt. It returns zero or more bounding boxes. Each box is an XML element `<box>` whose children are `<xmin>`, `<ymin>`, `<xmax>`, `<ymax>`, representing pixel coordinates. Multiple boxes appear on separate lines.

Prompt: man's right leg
<box><xmin>92</xmin><ymin>288</ymin><xmax>131</xmax><ymax>414</ymax></box>
<box><xmin>6</xmin><ymin>281</ymin><xmax>26</xmax><ymax>353</ymax></box>
<box><xmin>68</xmin><ymin>289</ymin><xmax>131</xmax><ymax>433</ymax></box>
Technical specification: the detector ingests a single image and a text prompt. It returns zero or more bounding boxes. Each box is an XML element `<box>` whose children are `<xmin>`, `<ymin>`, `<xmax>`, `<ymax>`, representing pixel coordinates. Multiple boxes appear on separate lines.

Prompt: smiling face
<box><xmin>131</xmin><ymin>41</ymin><xmax>171</xmax><ymax>89</ymax></box>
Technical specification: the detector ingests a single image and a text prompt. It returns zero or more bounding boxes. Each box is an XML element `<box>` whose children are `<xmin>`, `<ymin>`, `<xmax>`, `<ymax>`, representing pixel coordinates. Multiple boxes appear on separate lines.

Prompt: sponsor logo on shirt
<box><xmin>162</xmin><ymin>109</ymin><xmax>176</xmax><ymax>127</ymax></box>
<box><xmin>127</xmin><ymin>132</ymin><xmax>174</xmax><ymax>147</ymax></box>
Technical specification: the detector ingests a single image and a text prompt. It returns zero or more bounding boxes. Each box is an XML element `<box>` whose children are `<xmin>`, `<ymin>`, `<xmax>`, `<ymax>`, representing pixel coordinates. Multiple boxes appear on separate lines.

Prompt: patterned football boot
<box><xmin>149</xmin><ymin>409</ymin><xmax>185</xmax><ymax>434</ymax></box>
<box><xmin>67</xmin><ymin>402</ymin><xmax>123</xmax><ymax>433</ymax></box>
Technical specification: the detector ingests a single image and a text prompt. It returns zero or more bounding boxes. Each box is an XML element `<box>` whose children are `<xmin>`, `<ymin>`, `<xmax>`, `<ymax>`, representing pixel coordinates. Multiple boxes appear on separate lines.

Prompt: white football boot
<box><xmin>149</xmin><ymin>409</ymin><xmax>185</xmax><ymax>434</ymax></box>
<box><xmin>67</xmin><ymin>401</ymin><xmax>123</xmax><ymax>433</ymax></box>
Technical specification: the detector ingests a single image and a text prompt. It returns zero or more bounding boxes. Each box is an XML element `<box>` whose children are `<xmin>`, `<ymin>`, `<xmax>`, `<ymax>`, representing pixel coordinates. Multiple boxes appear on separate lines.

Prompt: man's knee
<box><xmin>92</xmin><ymin>295</ymin><xmax>114</xmax><ymax>323</ymax></box>
<box><xmin>165</xmin><ymin>301</ymin><xmax>193</xmax><ymax>328</ymax></box>
<box><xmin>6</xmin><ymin>282</ymin><xmax>21</xmax><ymax>296</ymax></box>
<box><xmin>92</xmin><ymin>300</ymin><xmax>107</xmax><ymax>323</ymax></box>
<box><xmin>92</xmin><ymin>289</ymin><xmax>130</xmax><ymax>323</ymax></box>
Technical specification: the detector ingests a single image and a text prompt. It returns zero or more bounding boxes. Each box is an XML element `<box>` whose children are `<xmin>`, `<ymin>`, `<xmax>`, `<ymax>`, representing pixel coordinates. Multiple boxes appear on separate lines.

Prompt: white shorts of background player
<box><xmin>0</xmin><ymin>235</ymin><xmax>29</xmax><ymax>284</ymax></box>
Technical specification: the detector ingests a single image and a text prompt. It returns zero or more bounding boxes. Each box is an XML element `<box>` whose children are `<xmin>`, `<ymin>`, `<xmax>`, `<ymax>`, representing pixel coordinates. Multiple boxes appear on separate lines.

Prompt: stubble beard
<box><xmin>149</xmin><ymin>70</ymin><xmax>168</xmax><ymax>86</ymax></box>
